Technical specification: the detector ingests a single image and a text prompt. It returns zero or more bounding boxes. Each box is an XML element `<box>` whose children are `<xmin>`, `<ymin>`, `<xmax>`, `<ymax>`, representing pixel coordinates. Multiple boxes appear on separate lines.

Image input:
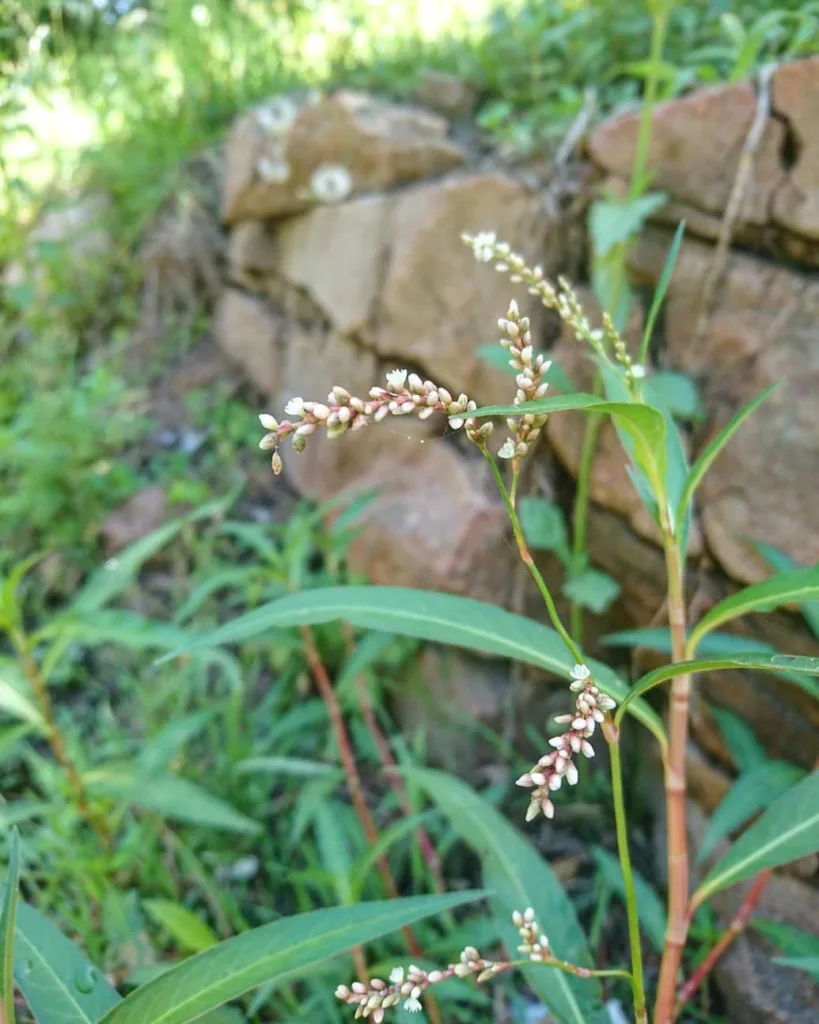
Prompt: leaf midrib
<box><xmin>704</xmin><ymin>806</ymin><xmax>819</xmax><ymax>897</ymax></box>
<box><xmin>15</xmin><ymin>930</ymin><xmax>94</xmax><ymax>1023</ymax></box>
<box><xmin>101</xmin><ymin>903</ymin><xmax>455</xmax><ymax>1024</ymax></box>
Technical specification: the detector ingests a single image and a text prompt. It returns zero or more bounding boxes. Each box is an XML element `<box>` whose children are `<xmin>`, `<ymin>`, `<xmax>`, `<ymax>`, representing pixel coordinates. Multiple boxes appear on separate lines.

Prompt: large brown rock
<box><xmin>221</xmin><ymin>90</ymin><xmax>466</xmax><ymax>224</ymax></box>
<box><xmin>627</xmin><ymin>227</ymin><xmax>819</xmax><ymax>585</ymax></box>
<box><xmin>772</xmin><ymin>56</ymin><xmax>819</xmax><ymax>246</ymax></box>
<box><xmin>337</xmin><ymin>442</ymin><xmax>513</xmax><ymax>604</ymax></box>
<box><xmin>587</xmin><ymin>81</ymin><xmax>784</xmax><ymax>229</ymax></box>
<box><xmin>225</xmin><ymin>170</ymin><xmax>557</xmax><ymax>407</ymax></box>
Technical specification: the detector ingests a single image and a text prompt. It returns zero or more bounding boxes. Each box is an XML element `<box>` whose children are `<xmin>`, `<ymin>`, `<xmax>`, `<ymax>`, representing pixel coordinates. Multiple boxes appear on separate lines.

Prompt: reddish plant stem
<box><xmin>340</xmin><ymin>624</ymin><xmax>447</xmax><ymax>894</ymax></box>
<box><xmin>674</xmin><ymin>870</ymin><xmax>772</xmax><ymax>1017</ymax></box>
<box><xmin>654</xmin><ymin>538</ymin><xmax>691</xmax><ymax>1024</ymax></box>
<box><xmin>13</xmin><ymin>631</ymin><xmax>113</xmax><ymax>852</ymax></box>
<box><xmin>299</xmin><ymin>626</ymin><xmax>444</xmax><ymax>1024</ymax></box>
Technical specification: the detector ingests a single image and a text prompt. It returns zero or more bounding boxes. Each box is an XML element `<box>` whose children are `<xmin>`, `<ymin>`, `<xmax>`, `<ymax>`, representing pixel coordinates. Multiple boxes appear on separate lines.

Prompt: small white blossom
<box><xmin>630</xmin><ymin>363</ymin><xmax>646</xmax><ymax>379</ymax></box>
<box><xmin>256</xmin><ymin>96</ymin><xmax>298</xmax><ymax>133</ymax></box>
<box><xmin>310</xmin><ymin>163</ymin><xmax>353</xmax><ymax>203</ymax></box>
<box><xmin>497</xmin><ymin>439</ymin><xmax>517</xmax><ymax>459</ymax></box>
<box><xmin>259</xmin><ymin>413</ymin><xmax>279</xmax><ymax>430</ymax></box>
<box><xmin>404</xmin><ymin>997</ymin><xmax>423</xmax><ymax>1012</ymax></box>
<box><xmin>389</xmin><ymin>967</ymin><xmax>404</xmax><ymax>985</ymax></box>
<box><xmin>284</xmin><ymin>397</ymin><xmax>305</xmax><ymax>417</ymax></box>
<box><xmin>570</xmin><ymin>664</ymin><xmax>591</xmax><ymax>681</ymax></box>
<box><xmin>385</xmin><ymin>369</ymin><xmax>408</xmax><ymax>391</ymax></box>
<box><xmin>468</xmin><ymin>230</ymin><xmax>498</xmax><ymax>263</ymax></box>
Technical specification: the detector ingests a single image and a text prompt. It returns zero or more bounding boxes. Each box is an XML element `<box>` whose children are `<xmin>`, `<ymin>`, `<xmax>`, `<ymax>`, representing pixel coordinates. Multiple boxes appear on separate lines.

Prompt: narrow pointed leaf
<box><xmin>402</xmin><ymin>766</ymin><xmax>606</xmax><ymax>1024</ymax></box>
<box><xmin>99</xmin><ymin>893</ymin><xmax>485</xmax><ymax>1024</ymax></box>
<box><xmin>690</xmin><ymin>566</ymin><xmax>819</xmax><ymax>650</ymax></box>
<box><xmin>773</xmin><ymin>956</ymin><xmax>819</xmax><ymax>980</ymax></box>
<box><xmin>677</xmin><ymin>384</ymin><xmax>777</xmax><ymax>527</ymax></box>
<box><xmin>616</xmin><ymin>654</ymin><xmax>819</xmax><ymax>723</ymax></box>
<box><xmin>698</xmin><ymin>762</ymin><xmax>806</xmax><ymax>862</ymax></box>
<box><xmin>0</xmin><ymin>828</ymin><xmax>20</xmax><ymax>1022</ymax></box>
<box><xmin>85</xmin><ymin>772</ymin><xmax>261</xmax><ymax>835</ymax></box>
<box><xmin>602</xmin><ymin>629</ymin><xmax>819</xmax><ymax>696</ymax></box>
<box><xmin>71</xmin><ymin>494</ymin><xmax>235</xmax><ymax>614</ymax></box>
<box><xmin>467</xmin><ymin>396</ymin><xmax>667</xmax><ymax>496</ymax></box>
<box><xmin>14</xmin><ymin>902</ymin><xmax>121</xmax><ymax>1023</ymax></box>
<box><xmin>752</xmin><ymin>542</ymin><xmax>819</xmax><ymax>639</ymax></box>
<box><xmin>638</xmin><ymin>220</ymin><xmax>685</xmax><ymax>365</ymax></box>
<box><xmin>159</xmin><ymin>586</ymin><xmax>665</xmax><ymax>746</ymax></box>
<box><xmin>693</xmin><ymin>771</ymin><xmax>819</xmax><ymax>908</ymax></box>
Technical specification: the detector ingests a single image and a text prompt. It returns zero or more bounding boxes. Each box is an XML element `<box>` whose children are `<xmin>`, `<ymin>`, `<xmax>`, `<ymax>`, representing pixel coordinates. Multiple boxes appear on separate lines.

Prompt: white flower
<box><xmin>497</xmin><ymin>439</ymin><xmax>517</xmax><ymax>459</ymax></box>
<box><xmin>630</xmin><ymin>363</ymin><xmax>646</xmax><ymax>379</ymax></box>
<box><xmin>310</xmin><ymin>163</ymin><xmax>353</xmax><ymax>203</ymax></box>
<box><xmin>284</xmin><ymin>397</ymin><xmax>305</xmax><ymax>417</ymax></box>
<box><xmin>385</xmin><ymin>369</ymin><xmax>408</xmax><ymax>391</ymax></box>
<box><xmin>389</xmin><ymin>967</ymin><xmax>404</xmax><ymax>985</ymax></box>
<box><xmin>256</xmin><ymin>96</ymin><xmax>298</xmax><ymax>133</ymax></box>
<box><xmin>259</xmin><ymin>413</ymin><xmax>279</xmax><ymax>430</ymax></box>
<box><xmin>404</xmin><ymin>997</ymin><xmax>423</xmax><ymax>1012</ymax></box>
<box><xmin>469</xmin><ymin>230</ymin><xmax>497</xmax><ymax>263</ymax></box>
<box><xmin>256</xmin><ymin>156</ymin><xmax>290</xmax><ymax>183</ymax></box>
<box><xmin>570</xmin><ymin>664</ymin><xmax>591</xmax><ymax>681</ymax></box>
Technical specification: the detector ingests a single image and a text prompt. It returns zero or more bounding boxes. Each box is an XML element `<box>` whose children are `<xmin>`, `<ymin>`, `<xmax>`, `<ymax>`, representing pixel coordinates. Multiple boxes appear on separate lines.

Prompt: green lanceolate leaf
<box><xmin>159</xmin><ymin>586</ymin><xmax>665</xmax><ymax>747</ymax></box>
<box><xmin>752</xmin><ymin>542</ymin><xmax>819</xmax><ymax>639</ymax></box>
<box><xmin>591</xmin><ymin>846</ymin><xmax>666</xmax><ymax>953</ymax></box>
<box><xmin>14</xmin><ymin>902</ymin><xmax>122</xmax><ymax>1023</ymax></box>
<box><xmin>698</xmin><ymin>762</ymin><xmax>806</xmax><ymax>863</ymax></box>
<box><xmin>143</xmin><ymin>900</ymin><xmax>219</xmax><ymax>955</ymax></box>
<box><xmin>693</xmin><ymin>771</ymin><xmax>819</xmax><ymax>908</ymax></box>
<box><xmin>773</xmin><ymin>956</ymin><xmax>819</xmax><ymax>981</ymax></box>
<box><xmin>0</xmin><ymin>659</ymin><xmax>46</xmax><ymax>730</ymax></box>
<box><xmin>602</xmin><ymin>629</ymin><xmax>819</xmax><ymax>698</ymax></box>
<box><xmin>99</xmin><ymin>893</ymin><xmax>485</xmax><ymax>1024</ymax></box>
<box><xmin>638</xmin><ymin>220</ymin><xmax>685</xmax><ymax>365</ymax></box>
<box><xmin>403</xmin><ymin>766</ymin><xmax>606</xmax><ymax>1024</ymax></box>
<box><xmin>0</xmin><ymin>828</ymin><xmax>20</xmax><ymax>1022</ymax></box>
<box><xmin>689</xmin><ymin>565</ymin><xmax>819</xmax><ymax>651</ymax></box>
<box><xmin>467</xmin><ymin>395</ymin><xmax>668</xmax><ymax>498</ymax></box>
<box><xmin>711</xmin><ymin>708</ymin><xmax>768</xmax><ymax>774</ymax></box>
<box><xmin>616</xmin><ymin>654</ymin><xmax>819</xmax><ymax>724</ymax></box>
<box><xmin>676</xmin><ymin>384</ymin><xmax>777</xmax><ymax>529</ymax></box>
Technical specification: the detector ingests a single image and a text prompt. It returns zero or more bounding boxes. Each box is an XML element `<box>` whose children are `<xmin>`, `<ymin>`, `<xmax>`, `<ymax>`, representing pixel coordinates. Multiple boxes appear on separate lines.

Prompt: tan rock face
<box><xmin>772</xmin><ymin>55</ymin><xmax>819</xmax><ymax>244</ymax></box>
<box><xmin>221</xmin><ymin>90</ymin><xmax>466</xmax><ymax>224</ymax></box>
<box><xmin>587</xmin><ymin>81</ymin><xmax>784</xmax><ymax>227</ymax></box>
<box><xmin>337</xmin><ymin>442</ymin><xmax>512</xmax><ymax>604</ymax></box>
<box><xmin>628</xmin><ymin>227</ymin><xmax>819</xmax><ymax>585</ymax></box>
<box><xmin>588</xmin><ymin>57</ymin><xmax>819</xmax><ymax>262</ymax></box>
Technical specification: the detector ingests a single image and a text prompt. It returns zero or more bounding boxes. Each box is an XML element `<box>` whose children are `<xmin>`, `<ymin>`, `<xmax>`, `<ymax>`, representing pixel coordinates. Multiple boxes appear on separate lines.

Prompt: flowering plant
<box><xmin>253</xmin><ymin>229</ymin><xmax>819</xmax><ymax>1024</ymax></box>
<box><xmin>4</xmin><ymin>232</ymin><xmax>817</xmax><ymax>1024</ymax></box>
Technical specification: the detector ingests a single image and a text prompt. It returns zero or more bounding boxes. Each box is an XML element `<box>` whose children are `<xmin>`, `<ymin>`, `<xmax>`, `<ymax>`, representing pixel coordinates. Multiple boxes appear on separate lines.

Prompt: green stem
<box><xmin>605</xmin><ymin>1</ymin><xmax>670</xmax><ymax>327</ymax></box>
<box><xmin>569</xmin><ymin>386</ymin><xmax>604</xmax><ymax>646</ymax></box>
<box><xmin>525</xmin><ymin>958</ymin><xmax>633</xmax><ymax>982</ymax></box>
<box><xmin>485</xmin><ymin>453</ymin><xmax>584</xmax><ymax>666</ymax></box>
<box><xmin>609</xmin><ymin>733</ymin><xmax>649</xmax><ymax>1024</ymax></box>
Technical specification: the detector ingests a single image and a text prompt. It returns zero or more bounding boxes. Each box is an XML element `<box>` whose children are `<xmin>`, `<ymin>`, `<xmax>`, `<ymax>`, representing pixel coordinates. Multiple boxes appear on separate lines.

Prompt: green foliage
<box><xmin>693</xmin><ymin>771</ymin><xmax>819</xmax><ymax>908</ymax></box>
<box><xmin>403</xmin><ymin>767</ymin><xmax>607</xmax><ymax>1024</ymax></box>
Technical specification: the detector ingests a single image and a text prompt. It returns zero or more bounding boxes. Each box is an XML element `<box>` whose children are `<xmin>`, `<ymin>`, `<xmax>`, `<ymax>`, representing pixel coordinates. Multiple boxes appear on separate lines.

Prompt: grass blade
<box><xmin>676</xmin><ymin>384</ymin><xmax>777</xmax><ymax>528</ymax></box>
